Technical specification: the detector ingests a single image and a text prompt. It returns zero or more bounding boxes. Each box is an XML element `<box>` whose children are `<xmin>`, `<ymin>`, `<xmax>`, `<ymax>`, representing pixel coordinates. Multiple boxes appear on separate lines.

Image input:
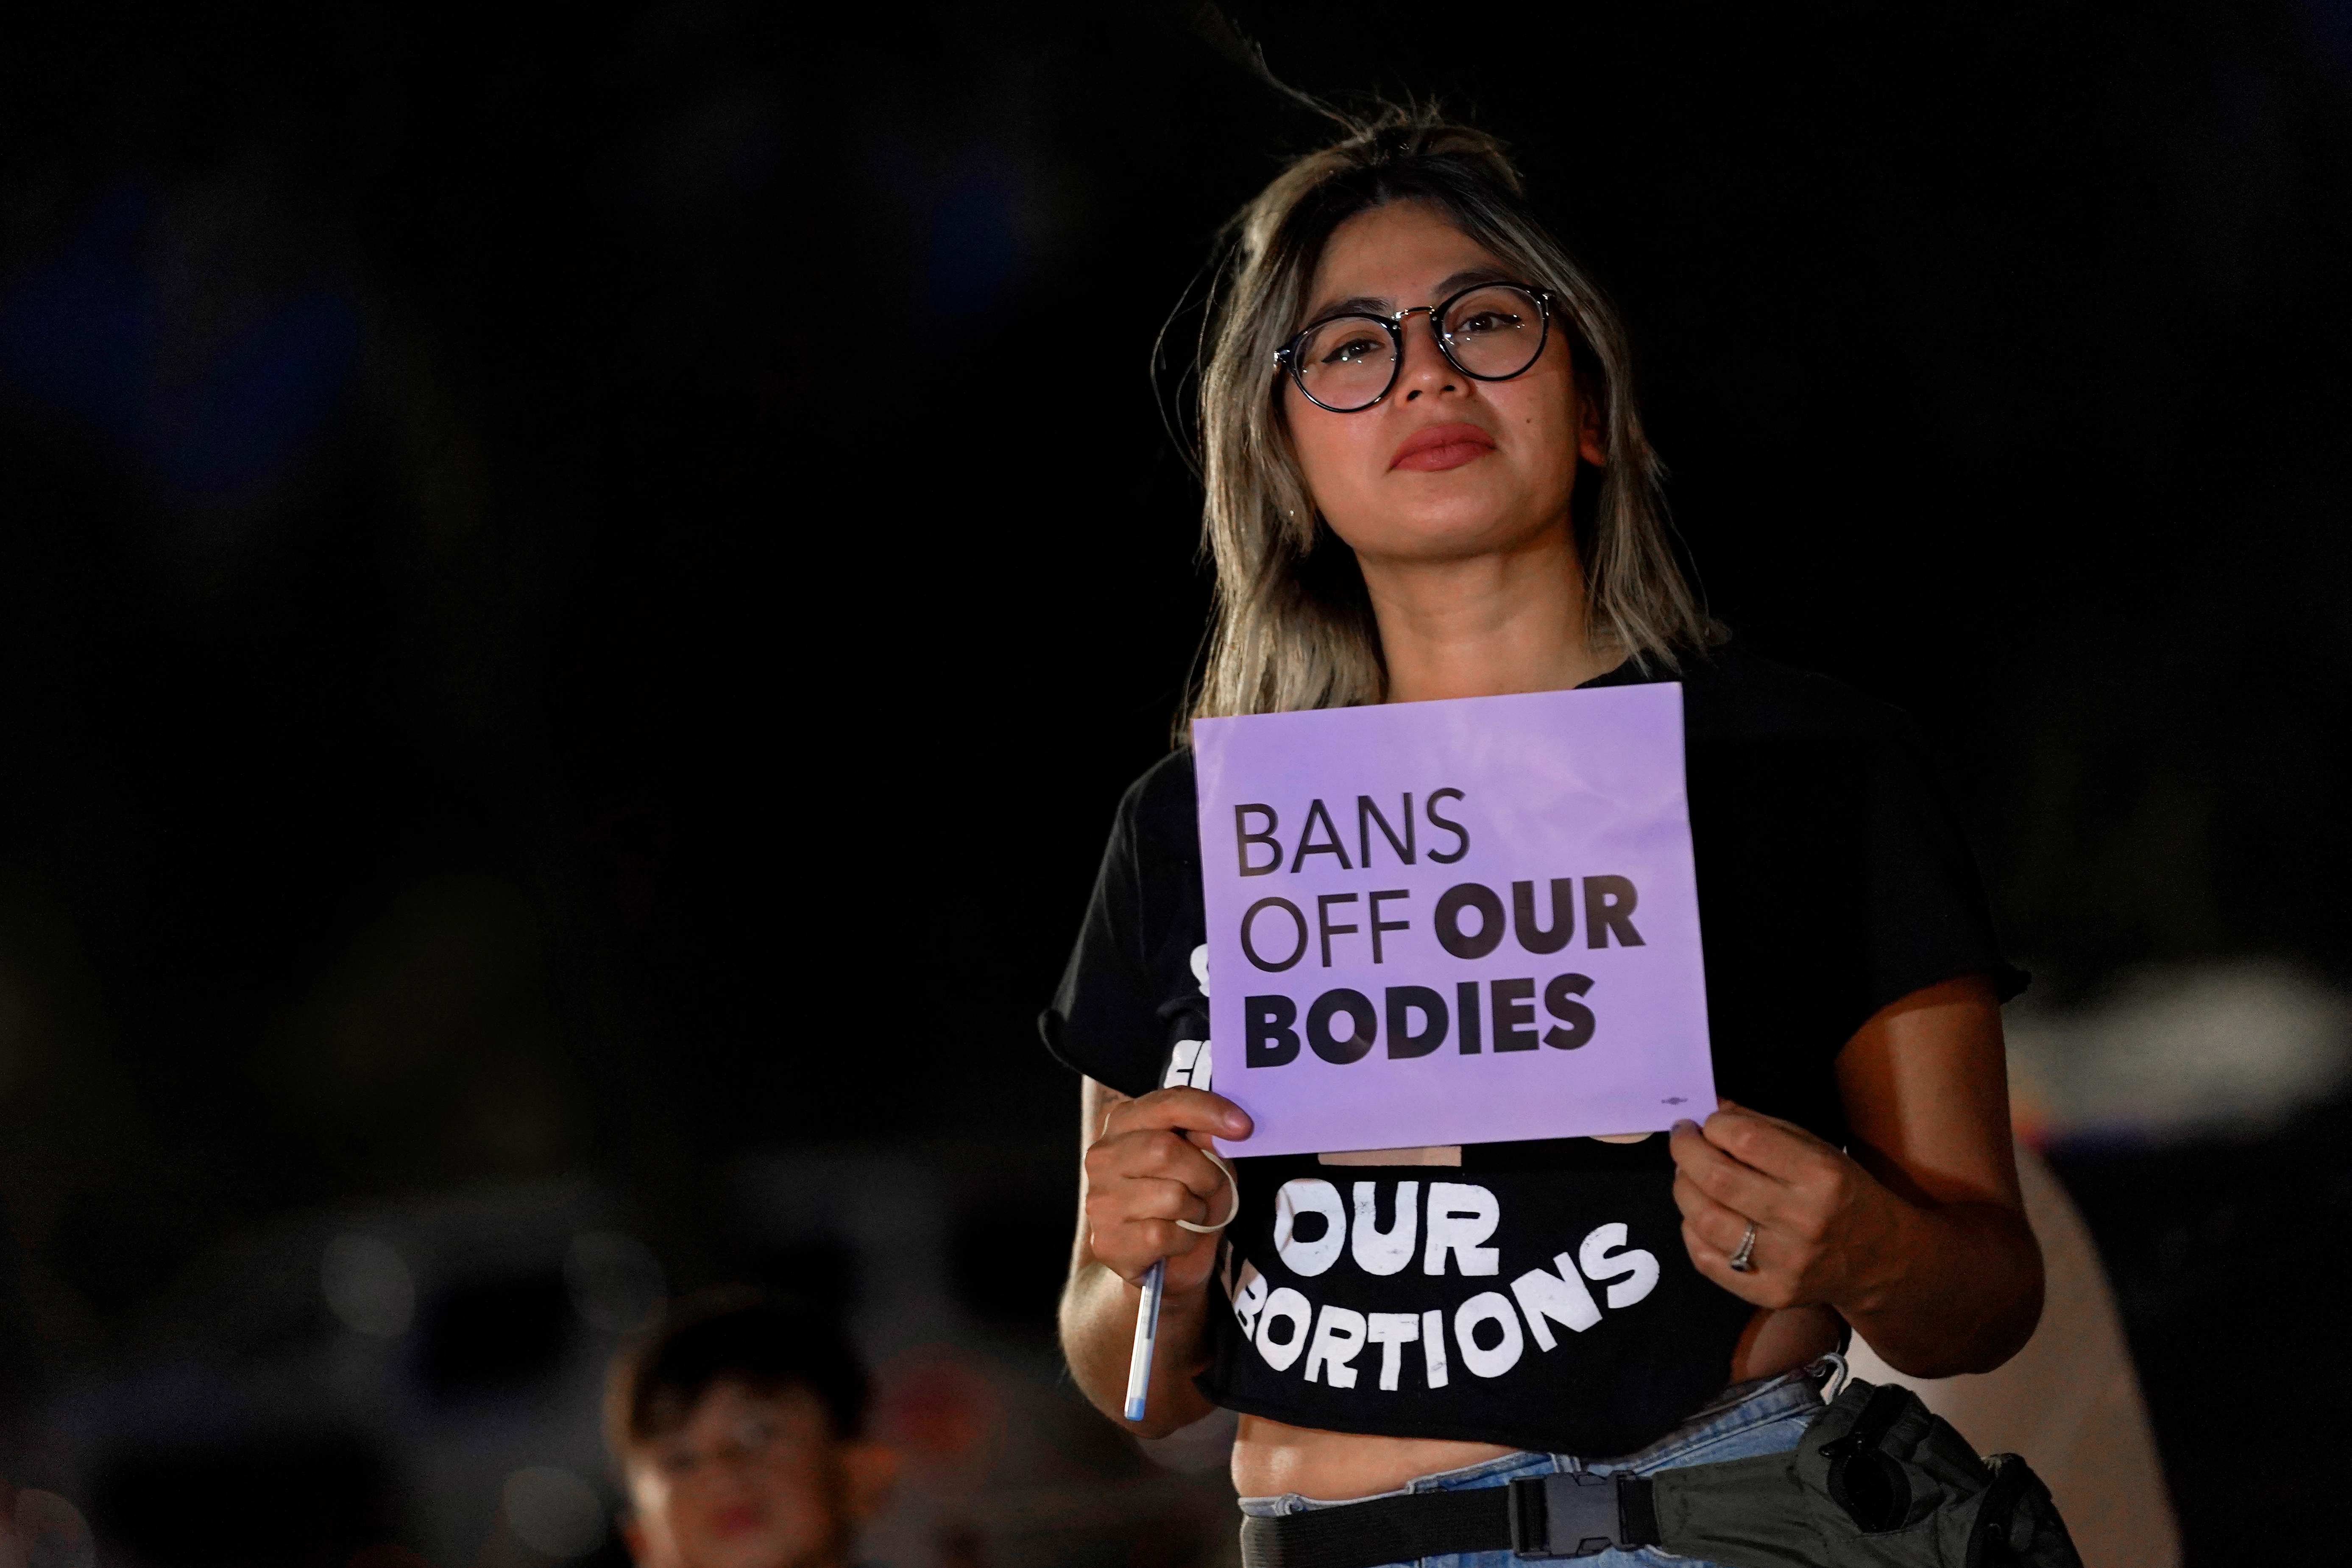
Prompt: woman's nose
<box><xmin>1398</xmin><ymin>314</ymin><xmax>1459</xmax><ymax>402</ymax></box>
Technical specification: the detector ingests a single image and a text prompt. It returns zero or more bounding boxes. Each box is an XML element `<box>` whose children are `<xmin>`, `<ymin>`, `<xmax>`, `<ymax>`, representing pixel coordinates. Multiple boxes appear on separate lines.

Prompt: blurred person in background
<box><xmin>1046</xmin><ymin>105</ymin><xmax>2046</xmax><ymax>1565</ymax></box>
<box><xmin>608</xmin><ymin>1292</ymin><xmax>899</xmax><ymax>1568</ymax></box>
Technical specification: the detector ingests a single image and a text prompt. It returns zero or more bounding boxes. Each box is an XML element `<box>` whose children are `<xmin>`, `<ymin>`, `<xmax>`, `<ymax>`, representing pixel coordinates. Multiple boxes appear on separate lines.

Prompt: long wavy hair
<box><xmin>1186</xmin><ymin>106</ymin><xmax>1710</xmax><ymax>724</ymax></box>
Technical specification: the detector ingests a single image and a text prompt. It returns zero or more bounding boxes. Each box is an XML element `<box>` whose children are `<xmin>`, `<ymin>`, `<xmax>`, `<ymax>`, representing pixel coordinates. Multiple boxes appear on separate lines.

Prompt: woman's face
<box><xmin>1281</xmin><ymin>201</ymin><xmax>1602</xmax><ymax>567</ymax></box>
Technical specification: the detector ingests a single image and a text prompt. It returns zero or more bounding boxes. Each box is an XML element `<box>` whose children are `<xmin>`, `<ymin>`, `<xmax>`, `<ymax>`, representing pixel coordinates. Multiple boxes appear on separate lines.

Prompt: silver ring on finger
<box><xmin>1727</xmin><ymin>1220</ymin><xmax>1759</xmax><ymax>1273</ymax></box>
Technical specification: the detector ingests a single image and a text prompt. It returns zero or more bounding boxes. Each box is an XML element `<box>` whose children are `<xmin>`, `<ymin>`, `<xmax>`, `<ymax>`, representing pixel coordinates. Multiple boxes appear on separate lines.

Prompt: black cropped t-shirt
<box><xmin>1040</xmin><ymin>641</ymin><xmax>2022</xmax><ymax>1458</ymax></box>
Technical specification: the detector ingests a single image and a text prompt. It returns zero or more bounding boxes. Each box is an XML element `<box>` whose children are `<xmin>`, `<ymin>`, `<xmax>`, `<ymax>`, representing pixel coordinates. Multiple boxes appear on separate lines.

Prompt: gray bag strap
<box><xmin>1237</xmin><ymin>1378</ymin><xmax>2082</xmax><ymax>1568</ymax></box>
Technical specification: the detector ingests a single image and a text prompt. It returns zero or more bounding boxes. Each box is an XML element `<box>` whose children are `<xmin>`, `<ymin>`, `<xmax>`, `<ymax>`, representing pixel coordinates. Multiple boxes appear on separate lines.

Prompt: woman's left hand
<box><xmin>1669</xmin><ymin>1100</ymin><xmax>1907</xmax><ymax>1312</ymax></box>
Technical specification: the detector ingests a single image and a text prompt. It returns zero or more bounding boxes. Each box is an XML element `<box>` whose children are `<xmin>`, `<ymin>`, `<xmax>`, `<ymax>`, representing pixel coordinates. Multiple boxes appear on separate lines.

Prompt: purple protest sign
<box><xmin>1192</xmin><ymin>684</ymin><xmax>1714</xmax><ymax>1158</ymax></box>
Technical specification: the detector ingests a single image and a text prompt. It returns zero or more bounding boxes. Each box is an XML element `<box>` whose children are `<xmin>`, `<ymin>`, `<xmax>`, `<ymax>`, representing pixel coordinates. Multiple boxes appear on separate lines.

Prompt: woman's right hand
<box><xmin>1081</xmin><ymin>1084</ymin><xmax>1251</xmax><ymax>1295</ymax></box>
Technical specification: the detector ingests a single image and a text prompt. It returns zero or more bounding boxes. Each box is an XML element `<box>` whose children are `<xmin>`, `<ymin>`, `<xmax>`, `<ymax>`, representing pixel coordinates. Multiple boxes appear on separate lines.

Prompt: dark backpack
<box><xmin>1640</xmin><ymin>1377</ymin><xmax>2084</xmax><ymax>1568</ymax></box>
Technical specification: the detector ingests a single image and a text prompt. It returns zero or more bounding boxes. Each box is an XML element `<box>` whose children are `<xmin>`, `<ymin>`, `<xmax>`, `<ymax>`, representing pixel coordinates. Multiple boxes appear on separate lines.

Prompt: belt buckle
<box><xmin>1506</xmin><ymin>1471</ymin><xmax>1622</xmax><ymax>1559</ymax></box>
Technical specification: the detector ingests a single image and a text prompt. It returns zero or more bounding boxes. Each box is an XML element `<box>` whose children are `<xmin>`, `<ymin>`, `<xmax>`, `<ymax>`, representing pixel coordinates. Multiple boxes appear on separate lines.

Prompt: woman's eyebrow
<box><xmin>1304</xmin><ymin>292</ymin><xmax>1390</xmax><ymax>321</ymax></box>
<box><xmin>1301</xmin><ymin>267</ymin><xmax>1516</xmax><ymax>323</ymax></box>
<box><xmin>1432</xmin><ymin>265</ymin><xmax>1512</xmax><ymax>295</ymax></box>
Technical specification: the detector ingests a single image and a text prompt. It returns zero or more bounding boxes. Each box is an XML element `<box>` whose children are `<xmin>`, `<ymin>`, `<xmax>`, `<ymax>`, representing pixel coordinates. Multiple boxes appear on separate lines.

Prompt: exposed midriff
<box><xmin>1230</xmin><ymin>1302</ymin><xmax>1841</xmax><ymax>1500</ymax></box>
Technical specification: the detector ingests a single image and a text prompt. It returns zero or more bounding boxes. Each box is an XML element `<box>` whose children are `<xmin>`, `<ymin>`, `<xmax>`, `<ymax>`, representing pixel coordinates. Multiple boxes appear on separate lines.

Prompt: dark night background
<box><xmin>1</xmin><ymin>3</ymin><xmax>2348</xmax><ymax>1564</ymax></box>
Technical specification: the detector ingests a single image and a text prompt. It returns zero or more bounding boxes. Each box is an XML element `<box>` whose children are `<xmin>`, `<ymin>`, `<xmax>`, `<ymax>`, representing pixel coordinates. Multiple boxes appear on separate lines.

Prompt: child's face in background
<box><xmin>623</xmin><ymin>1380</ymin><xmax>897</xmax><ymax>1568</ymax></box>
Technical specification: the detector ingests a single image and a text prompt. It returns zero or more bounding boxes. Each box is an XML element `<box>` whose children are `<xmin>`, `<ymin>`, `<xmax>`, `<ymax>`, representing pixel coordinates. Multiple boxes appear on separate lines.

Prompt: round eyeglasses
<box><xmin>1274</xmin><ymin>281</ymin><xmax>1554</xmax><ymax>413</ymax></box>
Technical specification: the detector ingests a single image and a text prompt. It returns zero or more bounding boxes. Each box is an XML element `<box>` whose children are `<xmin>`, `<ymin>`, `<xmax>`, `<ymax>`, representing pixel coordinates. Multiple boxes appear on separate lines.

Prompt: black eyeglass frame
<box><xmin>1273</xmin><ymin>281</ymin><xmax>1556</xmax><ymax>413</ymax></box>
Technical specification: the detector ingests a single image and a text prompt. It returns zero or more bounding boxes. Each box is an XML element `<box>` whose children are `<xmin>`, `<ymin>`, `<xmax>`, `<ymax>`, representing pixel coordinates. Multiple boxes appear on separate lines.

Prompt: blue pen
<box><xmin>1123</xmin><ymin>1145</ymin><xmax>1236</xmax><ymax>1423</ymax></box>
<box><xmin>1123</xmin><ymin>1257</ymin><xmax>1166</xmax><ymax>1422</ymax></box>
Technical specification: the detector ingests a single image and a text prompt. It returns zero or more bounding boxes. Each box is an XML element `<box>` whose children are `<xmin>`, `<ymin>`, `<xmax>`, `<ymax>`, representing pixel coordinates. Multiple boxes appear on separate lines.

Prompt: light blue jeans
<box><xmin>1237</xmin><ymin>1360</ymin><xmax>1838</xmax><ymax>1568</ymax></box>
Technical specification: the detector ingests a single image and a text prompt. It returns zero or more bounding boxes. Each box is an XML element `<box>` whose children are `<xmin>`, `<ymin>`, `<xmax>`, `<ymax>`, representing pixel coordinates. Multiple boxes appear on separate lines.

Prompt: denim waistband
<box><xmin>1239</xmin><ymin>1356</ymin><xmax>1839</xmax><ymax>1517</ymax></box>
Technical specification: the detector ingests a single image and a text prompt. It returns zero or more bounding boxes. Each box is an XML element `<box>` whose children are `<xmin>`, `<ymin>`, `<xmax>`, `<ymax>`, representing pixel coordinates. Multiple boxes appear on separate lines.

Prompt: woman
<box><xmin>1042</xmin><ymin>108</ymin><xmax>2041</xmax><ymax>1568</ymax></box>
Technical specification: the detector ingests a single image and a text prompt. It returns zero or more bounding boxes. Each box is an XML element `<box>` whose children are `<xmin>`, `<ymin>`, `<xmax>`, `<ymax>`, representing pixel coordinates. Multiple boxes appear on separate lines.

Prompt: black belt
<box><xmin>1235</xmin><ymin>1379</ymin><xmax>2086</xmax><ymax>1568</ymax></box>
<box><xmin>1239</xmin><ymin>1470</ymin><xmax>1658</xmax><ymax>1567</ymax></box>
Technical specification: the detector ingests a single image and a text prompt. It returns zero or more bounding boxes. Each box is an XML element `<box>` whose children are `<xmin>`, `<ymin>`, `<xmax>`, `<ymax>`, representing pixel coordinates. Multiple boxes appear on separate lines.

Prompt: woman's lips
<box><xmin>1390</xmin><ymin>422</ymin><xmax>1497</xmax><ymax>472</ymax></box>
<box><xmin>708</xmin><ymin>1504</ymin><xmax>766</xmax><ymax>1538</ymax></box>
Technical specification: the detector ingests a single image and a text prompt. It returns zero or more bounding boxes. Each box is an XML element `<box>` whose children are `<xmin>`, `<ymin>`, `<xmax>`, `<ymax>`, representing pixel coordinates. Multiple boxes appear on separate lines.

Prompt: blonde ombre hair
<box><xmin>1187</xmin><ymin>106</ymin><xmax>1710</xmax><ymax>723</ymax></box>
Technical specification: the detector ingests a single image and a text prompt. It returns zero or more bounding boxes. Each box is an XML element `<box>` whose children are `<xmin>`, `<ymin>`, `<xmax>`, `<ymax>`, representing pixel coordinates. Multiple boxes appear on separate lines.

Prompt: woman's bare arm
<box><xmin>1058</xmin><ymin>1077</ymin><xmax>1249</xmax><ymax>1437</ymax></box>
<box><xmin>1670</xmin><ymin>975</ymin><xmax>2043</xmax><ymax>1378</ymax></box>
